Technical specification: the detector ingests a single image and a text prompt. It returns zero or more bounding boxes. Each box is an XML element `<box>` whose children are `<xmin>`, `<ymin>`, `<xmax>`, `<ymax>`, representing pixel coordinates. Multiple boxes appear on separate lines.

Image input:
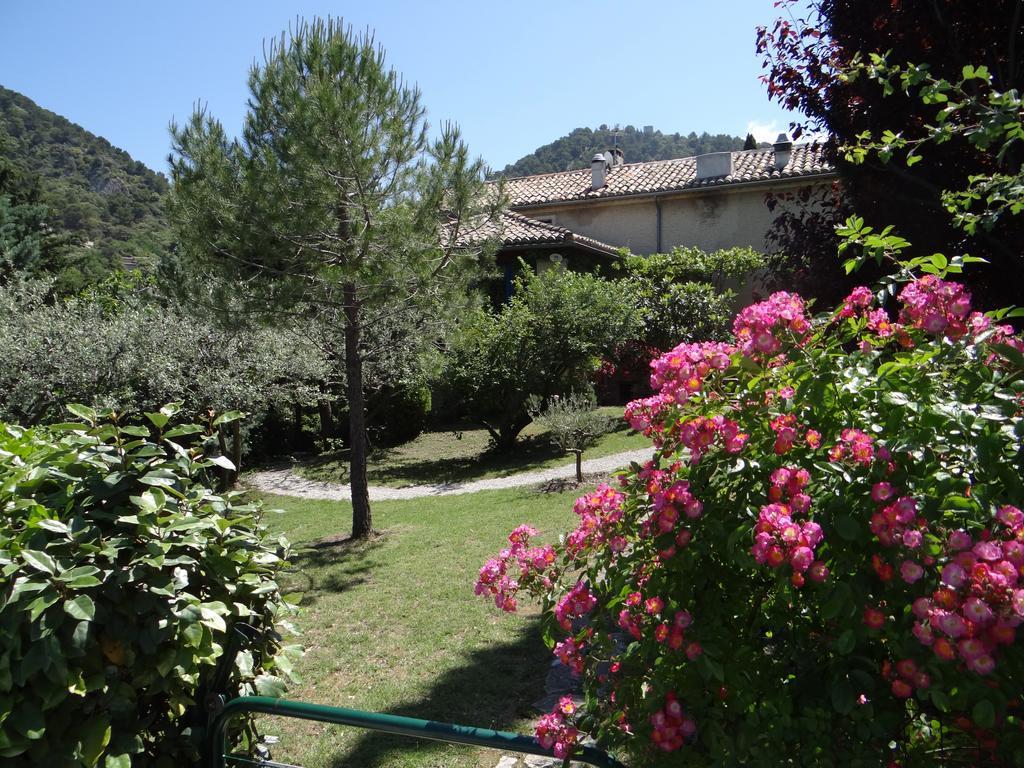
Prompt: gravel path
<box><xmin>243</xmin><ymin>447</ymin><xmax>653</xmax><ymax>501</ymax></box>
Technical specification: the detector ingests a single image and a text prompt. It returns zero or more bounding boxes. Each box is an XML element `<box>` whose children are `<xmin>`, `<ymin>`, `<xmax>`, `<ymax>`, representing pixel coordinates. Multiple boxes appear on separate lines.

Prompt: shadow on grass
<box><xmin>301</xmin><ymin>424</ymin><xmax>635</xmax><ymax>489</ymax></box>
<box><xmin>327</xmin><ymin>620</ymin><xmax>550</xmax><ymax>768</ymax></box>
<box><xmin>282</xmin><ymin>533</ymin><xmax>387</xmax><ymax>610</ymax></box>
<box><xmin>368</xmin><ymin>435</ymin><xmax>566</xmax><ymax>486</ymax></box>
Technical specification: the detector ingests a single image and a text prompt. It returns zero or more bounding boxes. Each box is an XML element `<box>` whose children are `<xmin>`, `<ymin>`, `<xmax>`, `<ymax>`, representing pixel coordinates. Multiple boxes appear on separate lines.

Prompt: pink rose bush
<box><xmin>477</xmin><ymin>276</ymin><xmax>1024</xmax><ymax>766</ymax></box>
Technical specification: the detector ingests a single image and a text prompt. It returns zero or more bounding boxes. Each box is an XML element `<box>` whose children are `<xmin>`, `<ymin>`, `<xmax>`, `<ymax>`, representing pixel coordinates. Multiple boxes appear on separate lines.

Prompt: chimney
<box><xmin>695</xmin><ymin>151</ymin><xmax>733</xmax><ymax>180</ymax></box>
<box><xmin>606</xmin><ymin>147</ymin><xmax>624</xmax><ymax>166</ymax></box>
<box><xmin>591</xmin><ymin>153</ymin><xmax>609</xmax><ymax>189</ymax></box>
<box><xmin>773</xmin><ymin>132</ymin><xmax>793</xmax><ymax>171</ymax></box>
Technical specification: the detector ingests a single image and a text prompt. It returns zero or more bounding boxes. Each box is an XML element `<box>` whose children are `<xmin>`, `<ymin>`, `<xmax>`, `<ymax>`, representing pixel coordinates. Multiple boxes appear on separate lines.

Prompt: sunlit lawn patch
<box><xmin>255</xmin><ymin>486</ymin><xmax>581</xmax><ymax>768</ymax></box>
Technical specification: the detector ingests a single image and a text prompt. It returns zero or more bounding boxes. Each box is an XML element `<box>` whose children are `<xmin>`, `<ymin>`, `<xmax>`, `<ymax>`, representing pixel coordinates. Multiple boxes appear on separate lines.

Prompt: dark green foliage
<box><xmin>743</xmin><ymin>132</ymin><xmax>758</xmax><ymax>150</ymax></box>
<box><xmin>0</xmin><ymin>173</ymin><xmax>70</xmax><ymax>283</ymax></box>
<box><xmin>493</xmin><ymin>125</ymin><xmax>749</xmax><ymax>178</ymax></box>
<box><xmin>0</xmin><ymin>405</ymin><xmax>298</xmax><ymax>766</ymax></box>
<box><xmin>0</xmin><ymin>86</ymin><xmax>170</xmax><ymax>277</ymax></box>
<box><xmin>0</xmin><ymin>279</ymin><xmax>328</xmax><ymax>437</ymax></box>
<box><xmin>618</xmin><ymin>246</ymin><xmax>766</xmax><ymax>351</ymax></box>
<box><xmin>366</xmin><ymin>383</ymin><xmax>432</xmax><ymax>446</ymax></box>
<box><xmin>621</xmin><ymin>245</ymin><xmax>766</xmax><ymax>291</ymax></box>
<box><xmin>442</xmin><ymin>267</ymin><xmax>640</xmax><ymax>451</ymax></box>
<box><xmin>757</xmin><ymin>0</ymin><xmax>1024</xmax><ymax>307</ymax></box>
<box><xmin>764</xmin><ymin>183</ymin><xmax>860</xmax><ymax>305</ymax></box>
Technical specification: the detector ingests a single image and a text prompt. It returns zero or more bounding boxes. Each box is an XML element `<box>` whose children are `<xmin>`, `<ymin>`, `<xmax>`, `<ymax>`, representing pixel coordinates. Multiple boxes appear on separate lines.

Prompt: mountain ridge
<box><xmin>493</xmin><ymin>124</ymin><xmax>760</xmax><ymax>179</ymax></box>
<box><xmin>0</xmin><ymin>84</ymin><xmax>170</xmax><ymax>277</ymax></box>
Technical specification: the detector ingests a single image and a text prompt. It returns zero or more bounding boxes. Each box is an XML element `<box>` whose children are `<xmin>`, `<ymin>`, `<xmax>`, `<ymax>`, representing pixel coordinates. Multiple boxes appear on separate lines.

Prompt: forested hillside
<box><xmin>494</xmin><ymin>124</ymin><xmax>755</xmax><ymax>178</ymax></box>
<box><xmin>0</xmin><ymin>85</ymin><xmax>170</xmax><ymax>279</ymax></box>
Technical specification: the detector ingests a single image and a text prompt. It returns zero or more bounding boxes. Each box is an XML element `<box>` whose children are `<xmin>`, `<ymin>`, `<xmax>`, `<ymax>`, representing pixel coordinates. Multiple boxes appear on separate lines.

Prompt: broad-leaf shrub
<box><xmin>0</xmin><ymin>405</ymin><xmax>297</xmax><ymax>766</ymax></box>
<box><xmin>478</xmin><ymin>276</ymin><xmax>1024</xmax><ymax>766</ymax></box>
<box><xmin>443</xmin><ymin>267</ymin><xmax>639</xmax><ymax>451</ymax></box>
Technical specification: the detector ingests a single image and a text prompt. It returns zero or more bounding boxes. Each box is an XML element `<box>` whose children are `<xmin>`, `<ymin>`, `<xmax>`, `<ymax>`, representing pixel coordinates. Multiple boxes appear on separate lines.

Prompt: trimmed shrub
<box><xmin>442</xmin><ymin>267</ymin><xmax>639</xmax><ymax>451</ymax></box>
<box><xmin>478</xmin><ymin>273</ymin><xmax>1024</xmax><ymax>766</ymax></box>
<box><xmin>0</xmin><ymin>405</ymin><xmax>298</xmax><ymax>766</ymax></box>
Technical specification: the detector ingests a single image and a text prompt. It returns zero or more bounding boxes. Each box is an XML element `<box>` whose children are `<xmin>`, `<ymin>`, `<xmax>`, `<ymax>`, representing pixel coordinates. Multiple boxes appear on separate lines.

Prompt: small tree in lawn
<box><xmin>168</xmin><ymin>18</ymin><xmax>496</xmax><ymax>539</ymax></box>
<box><xmin>530</xmin><ymin>392</ymin><xmax>616</xmax><ymax>482</ymax></box>
<box><xmin>442</xmin><ymin>267</ymin><xmax>639</xmax><ymax>452</ymax></box>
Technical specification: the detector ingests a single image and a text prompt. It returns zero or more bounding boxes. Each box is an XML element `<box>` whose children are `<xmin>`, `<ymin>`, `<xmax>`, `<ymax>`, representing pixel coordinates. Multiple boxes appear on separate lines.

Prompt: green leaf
<box><xmin>77</xmin><ymin>715</ymin><xmax>111</xmax><ymax>765</ymax></box>
<box><xmin>159</xmin><ymin>402</ymin><xmax>183</xmax><ymax>418</ymax></box>
<box><xmin>213</xmin><ymin>410</ymin><xmax>245</xmax><ymax>426</ymax></box>
<box><xmin>134</xmin><ymin>489</ymin><xmax>166</xmax><ymax>514</ymax></box>
<box><xmin>35</xmin><ymin>518</ymin><xmax>70</xmax><ymax>534</ymax></box>
<box><xmin>836</xmin><ymin>629</ymin><xmax>856</xmax><ymax>655</ymax></box>
<box><xmin>58</xmin><ymin>566</ymin><xmax>102</xmax><ymax>588</ymax></box>
<box><xmin>883</xmin><ymin>391</ymin><xmax>911</xmax><ymax>406</ymax></box>
<box><xmin>145</xmin><ymin>411</ymin><xmax>169</xmax><ymax>429</ymax></box>
<box><xmin>66</xmin><ymin>403</ymin><xmax>98</xmax><ymax>423</ymax></box>
<box><xmin>9</xmin><ymin>579</ymin><xmax>48</xmax><ymax>602</ymax></box>
<box><xmin>835</xmin><ymin>514</ymin><xmax>860</xmax><ymax>542</ymax></box>
<box><xmin>930</xmin><ymin>688</ymin><xmax>950</xmax><ymax>712</ymax></box>
<box><xmin>21</xmin><ymin>549</ymin><xmax>56</xmax><ymax>574</ymax></box>
<box><xmin>991</xmin><ymin>343</ymin><xmax>1024</xmax><ymax>370</ymax></box>
<box><xmin>831</xmin><ymin>678</ymin><xmax>856</xmax><ymax>714</ymax></box>
<box><xmin>65</xmin><ymin>595</ymin><xmax>96</xmax><ymax>622</ymax></box>
<box><xmin>163</xmin><ymin>424</ymin><xmax>203</xmax><ymax>438</ymax></box>
<box><xmin>138</xmin><ymin>471</ymin><xmax>178</xmax><ymax>488</ymax></box>
<box><xmin>206</xmin><ymin>454</ymin><xmax>236</xmax><ymax>471</ymax></box>
<box><xmin>8</xmin><ymin>701</ymin><xmax>45</xmax><ymax>739</ymax></box>
<box><xmin>973</xmin><ymin>699</ymin><xmax>996</xmax><ymax>729</ymax></box>
<box><xmin>254</xmin><ymin>674</ymin><xmax>287</xmax><ymax>698</ymax></box>
<box><xmin>104</xmin><ymin>754</ymin><xmax>131</xmax><ymax>768</ymax></box>
<box><xmin>70</xmin><ymin>620</ymin><xmax>91</xmax><ymax>653</ymax></box>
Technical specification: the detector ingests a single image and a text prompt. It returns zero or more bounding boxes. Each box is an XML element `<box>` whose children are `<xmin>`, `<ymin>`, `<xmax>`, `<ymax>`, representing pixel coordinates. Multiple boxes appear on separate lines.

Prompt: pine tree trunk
<box><xmin>318</xmin><ymin>400</ymin><xmax>335</xmax><ymax>439</ymax></box>
<box><xmin>344</xmin><ymin>282</ymin><xmax>372</xmax><ymax>539</ymax></box>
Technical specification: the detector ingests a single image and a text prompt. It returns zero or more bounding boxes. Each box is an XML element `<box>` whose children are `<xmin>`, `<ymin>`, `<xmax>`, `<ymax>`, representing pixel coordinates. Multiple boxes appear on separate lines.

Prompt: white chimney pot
<box><xmin>591</xmin><ymin>154</ymin><xmax>608</xmax><ymax>190</ymax></box>
<box><xmin>773</xmin><ymin>133</ymin><xmax>793</xmax><ymax>171</ymax></box>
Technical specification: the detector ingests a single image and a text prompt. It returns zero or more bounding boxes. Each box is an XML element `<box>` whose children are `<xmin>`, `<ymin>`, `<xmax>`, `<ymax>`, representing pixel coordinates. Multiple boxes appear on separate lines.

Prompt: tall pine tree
<box><xmin>168</xmin><ymin>18</ymin><xmax>496</xmax><ymax>539</ymax></box>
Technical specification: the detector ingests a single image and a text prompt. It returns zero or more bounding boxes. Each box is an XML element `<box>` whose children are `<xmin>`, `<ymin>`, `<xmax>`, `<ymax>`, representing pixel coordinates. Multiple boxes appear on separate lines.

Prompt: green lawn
<box><xmin>296</xmin><ymin>406</ymin><xmax>647</xmax><ymax>488</ymax></box>
<box><xmin>254</xmin><ymin>486</ymin><xmax>583</xmax><ymax>768</ymax></box>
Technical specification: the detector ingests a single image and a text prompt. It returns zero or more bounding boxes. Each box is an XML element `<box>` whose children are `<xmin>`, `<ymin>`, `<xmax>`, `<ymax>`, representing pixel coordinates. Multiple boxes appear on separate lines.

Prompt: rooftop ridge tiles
<box><xmin>497</xmin><ymin>142</ymin><xmax>829</xmax><ymax>184</ymax></box>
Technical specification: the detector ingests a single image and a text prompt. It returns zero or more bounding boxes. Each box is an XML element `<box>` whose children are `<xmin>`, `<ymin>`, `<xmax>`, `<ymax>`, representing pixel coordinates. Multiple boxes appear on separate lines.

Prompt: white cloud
<box><xmin>746</xmin><ymin>120</ymin><xmax>782</xmax><ymax>144</ymax></box>
<box><xmin>746</xmin><ymin>120</ymin><xmax>831</xmax><ymax>145</ymax></box>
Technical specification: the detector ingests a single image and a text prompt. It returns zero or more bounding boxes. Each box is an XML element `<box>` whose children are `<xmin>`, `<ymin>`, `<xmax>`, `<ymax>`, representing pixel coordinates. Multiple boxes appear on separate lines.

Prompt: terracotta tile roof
<box><xmin>498</xmin><ymin>143</ymin><xmax>834</xmax><ymax>208</ymax></box>
<box><xmin>457</xmin><ymin>210</ymin><xmax>622</xmax><ymax>257</ymax></box>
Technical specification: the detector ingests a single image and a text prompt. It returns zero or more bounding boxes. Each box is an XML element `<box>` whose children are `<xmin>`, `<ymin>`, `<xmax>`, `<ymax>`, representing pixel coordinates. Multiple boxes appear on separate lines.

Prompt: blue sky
<box><xmin>0</xmin><ymin>1</ymin><xmax>807</xmax><ymax>176</ymax></box>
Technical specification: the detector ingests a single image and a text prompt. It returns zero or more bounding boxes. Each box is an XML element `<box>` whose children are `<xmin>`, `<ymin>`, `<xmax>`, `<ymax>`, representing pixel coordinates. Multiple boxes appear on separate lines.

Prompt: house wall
<box><xmin>517</xmin><ymin>178</ymin><xmax>834</xmax><ymax>305</ymax></box>
<box><xmin>527</xmin><ymin>197</ymin><xmax>659</xmax><ymax>256</ymax></box>
<box><xmin>517</xmin><ymin>179</ymin><xmax>832</xmax><ymax>257</ymax></box>
<box><xmin>660</xmin><ymin>187</ymin><xmax>778</xmax><ymax>253</ymax></box>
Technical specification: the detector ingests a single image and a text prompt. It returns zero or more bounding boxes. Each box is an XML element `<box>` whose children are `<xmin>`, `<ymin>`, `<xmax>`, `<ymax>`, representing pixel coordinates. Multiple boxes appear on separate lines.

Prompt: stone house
<box><xmin>458</xmin><ymin>137</ymin><xmax>838</xmax><ymax>400</ymax></box>
<box><xmin>470</xmin><ymin>136</ymin><xmax>836</xmax><ymax>299</ymax></box>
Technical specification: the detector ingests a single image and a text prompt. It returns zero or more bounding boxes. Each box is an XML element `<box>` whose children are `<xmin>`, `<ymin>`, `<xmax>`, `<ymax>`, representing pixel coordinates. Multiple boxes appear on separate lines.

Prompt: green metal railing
<box><xmin>208</xmin><ymin>695</ymin><xmax>627</xmax><ymax>768</ymax></box>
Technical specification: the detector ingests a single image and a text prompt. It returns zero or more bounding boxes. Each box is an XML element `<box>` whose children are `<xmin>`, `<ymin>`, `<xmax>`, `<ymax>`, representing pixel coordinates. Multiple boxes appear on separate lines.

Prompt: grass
<box><xmin>295</xmin><ymin>406</ymin><xmax>647</xmax><ymax>488</ymax></box>
<box><xmin>253</xmin><ymin>485</ymin><xmax>583</xmax><ymax>768</ymax></box>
